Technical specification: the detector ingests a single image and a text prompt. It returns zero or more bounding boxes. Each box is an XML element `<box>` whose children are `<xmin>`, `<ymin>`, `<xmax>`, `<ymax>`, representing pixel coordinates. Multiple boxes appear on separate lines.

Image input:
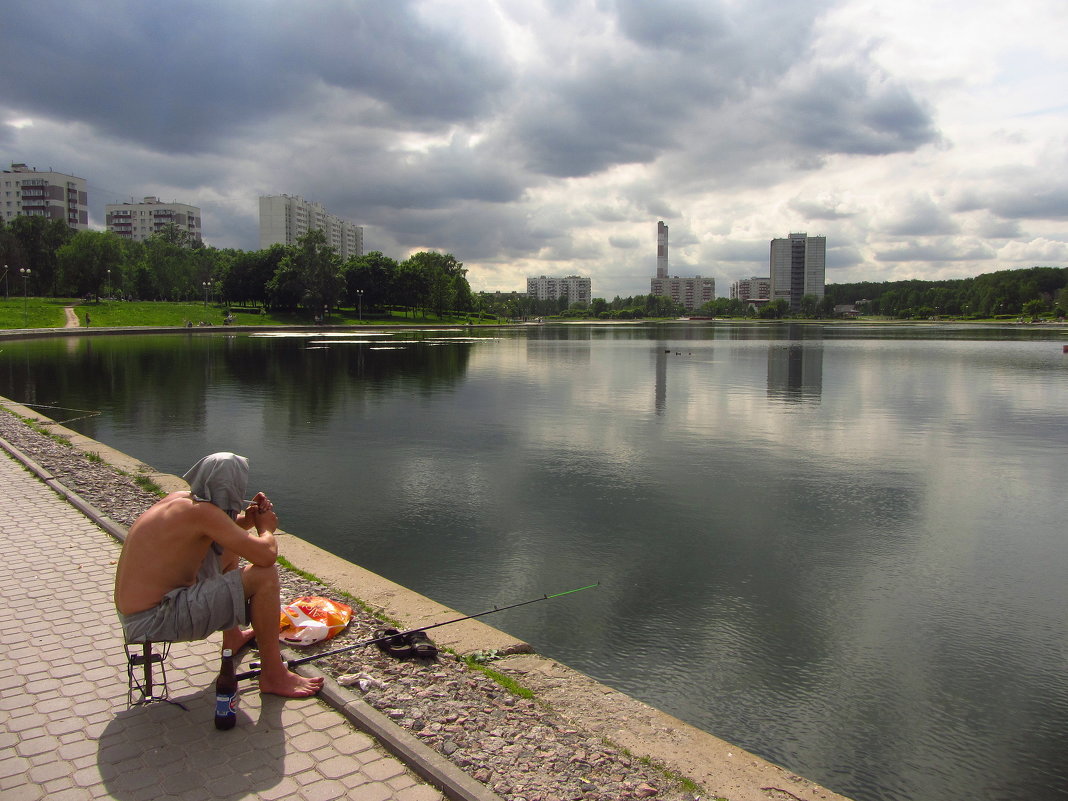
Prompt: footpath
<box><xmin>0</xmin><ymin>440</ymin><xmax>464</xmax><ymax>801</ymax></box>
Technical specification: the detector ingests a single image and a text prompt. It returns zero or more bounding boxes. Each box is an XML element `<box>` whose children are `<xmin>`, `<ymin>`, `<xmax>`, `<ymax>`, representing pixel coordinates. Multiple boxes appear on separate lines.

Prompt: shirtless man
<box><xmin>114</xmin><ymin>452</ymin><xmax>323</xmax><ymax>698</ymax></box>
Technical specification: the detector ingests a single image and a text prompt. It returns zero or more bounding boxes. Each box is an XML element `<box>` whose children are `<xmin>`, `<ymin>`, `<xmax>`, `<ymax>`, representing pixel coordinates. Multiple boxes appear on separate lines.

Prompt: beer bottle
<box><xmin>214</xmin><ymin>648</ymin><xmax>238</xmax><ymax>730</ymax></box>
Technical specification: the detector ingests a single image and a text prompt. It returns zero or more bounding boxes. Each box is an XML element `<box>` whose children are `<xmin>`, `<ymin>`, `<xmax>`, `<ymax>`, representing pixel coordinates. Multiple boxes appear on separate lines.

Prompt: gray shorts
<box><xmin>119</xmin><ymin>548</ymin><xmax>248</xmax><ymax>643</ymax></box>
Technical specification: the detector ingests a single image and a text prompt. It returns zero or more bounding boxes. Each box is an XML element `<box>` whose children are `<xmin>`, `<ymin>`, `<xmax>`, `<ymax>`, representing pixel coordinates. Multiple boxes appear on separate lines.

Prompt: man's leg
<box><xmin>240</xmin><ymin>563</ymin><xmax>323</xmax><ymax>697</ymax></box>
<box><xmin>218</xmin><ymin>549</ymin><xmax>255</xmax><ymax>654</ymax></box>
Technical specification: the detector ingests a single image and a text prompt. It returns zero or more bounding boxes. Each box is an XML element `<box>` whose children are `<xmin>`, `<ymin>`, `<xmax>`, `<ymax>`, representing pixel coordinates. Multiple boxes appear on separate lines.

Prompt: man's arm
<box><xmin>200</xmin><ymin>503</ymin><xmax>279</xmax><ymax>567</ymax></box>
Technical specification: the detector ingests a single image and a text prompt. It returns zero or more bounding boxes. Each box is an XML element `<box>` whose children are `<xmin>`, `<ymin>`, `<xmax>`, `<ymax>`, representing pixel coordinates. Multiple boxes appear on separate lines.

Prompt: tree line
<box><xmin>2</xmin><ymin>215</ymin><xmax>1064</xmax><ymax>319</ymax></box>
<box><xmin>0</xmin><ymin>217</ymin><xmax>473</xmax><ymax>318</ymax></box>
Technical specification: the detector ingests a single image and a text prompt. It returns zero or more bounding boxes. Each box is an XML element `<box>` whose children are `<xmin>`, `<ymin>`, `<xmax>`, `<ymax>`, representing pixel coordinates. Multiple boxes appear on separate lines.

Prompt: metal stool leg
<box><xmin>125</xmin><ymin>640</ymin><xmax>185</xmax><ymax>709</ymax></box>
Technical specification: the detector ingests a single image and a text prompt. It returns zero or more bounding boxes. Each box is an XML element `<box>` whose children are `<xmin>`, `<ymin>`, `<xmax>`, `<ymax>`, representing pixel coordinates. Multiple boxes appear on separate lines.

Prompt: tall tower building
<box><xmin>259</xmin><ymin>194</ymin><xmax>364</xmax><ymax>260</ymax></box>
<box><xmin>1</xmin><ymin>163</ymin><xmax>89</xmax><ymax>229</ymax></box>
<box><xmin>650</xmin><ymin>220</ymin><xmax>714</xmax><ymax>311</ymax></box>
<box><xmin>656</xmin><ymin>221</ymin><xmax>669</xmax><ymax>279</ymax></box>
<box><xmin>769</xmin><ymin>233</ymin><xmax>826</xmax><ymax>312</ymax></box>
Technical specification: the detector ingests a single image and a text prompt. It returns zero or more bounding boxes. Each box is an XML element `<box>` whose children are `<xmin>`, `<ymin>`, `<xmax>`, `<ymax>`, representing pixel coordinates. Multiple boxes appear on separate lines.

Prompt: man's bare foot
<box><xmin>222</xmin><ymin>628</ymin><xmax>255</xmax><ymax>654</ymax></box>
<box><xmin>258</xmin><ymin>667</ymin><xmax>324</xmax><ymax>698</ymax></box>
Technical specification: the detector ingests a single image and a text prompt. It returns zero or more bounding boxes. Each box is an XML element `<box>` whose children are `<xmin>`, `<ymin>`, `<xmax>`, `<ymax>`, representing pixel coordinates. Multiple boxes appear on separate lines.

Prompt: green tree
<box><xmin>343</xmin><ymin>251</ymin><xmax>399</xmax><ymax>311</ymax></box>
<box><xmin>267</xmin><ymin>230</ymin><xmax>343</xmax><ymax>313</ymax></box>
<box><xmin>56</xmin><ymin>230</ymin><xmax>124</xmax><ymax>297</ymax></box>
<box><xmin>401</xmin><ymin>251</ymin><xmax>469</xmax><ymax>317</ymax></box>
<box><xmin>5</xmin><ymin>216</ymin><xmax>73</xmax><ymax>295</ymax></box>
<box><xmin>222</xmin><ymin>245</ymin><xmax>288</xmax><ymax>306</ymax></box>
<box><xmin>1022</xmin><ymin>298</ymin><xmax>1046</xmax><ymax>321</ymax></box>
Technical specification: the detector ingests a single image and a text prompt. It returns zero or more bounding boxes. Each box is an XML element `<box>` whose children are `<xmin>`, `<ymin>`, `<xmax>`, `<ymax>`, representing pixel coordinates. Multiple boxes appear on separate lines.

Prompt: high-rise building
<box><xmin>656</xmin><ymin>220</ymin><xmax>669</xmax><ymax>279</ymax></box>
<box><xmin>730</xmin><ymin>276</ymin><xmax>771</xmax><ymax>302</ymax></box>
<box><xmin>106</xmin><ymin>197</ymin><xmax>202</xmax><ymax>243</ymax></box>
<box><xmin>769</xmin><ymin>233</ymin><xmax>826</xmax><ymax>312</ymax></box>
<box><xmin>527</xmin><ymin>275</ymin><xmax>591</xmax><ymax>305</ymax></box>
<box><xmin>1</xmin><ymin>163</ymin><xmax>88</xmax><ymax>229</ymax></box>
<box><xmin>259</xmin><ymin>194</ymin><xmax>364</xmax><ymax>260</ymax></box>
<box><xmin>649</xmin><ymin>220</ymin><xmax>715</xmax><ymax>311</ymax></box>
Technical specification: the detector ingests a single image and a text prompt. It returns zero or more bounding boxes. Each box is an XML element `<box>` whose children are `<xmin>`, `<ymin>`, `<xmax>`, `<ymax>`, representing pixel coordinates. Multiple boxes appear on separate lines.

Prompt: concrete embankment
<box><xmin>5</xmin><ymin>397</ymin><xmax>852</xmax><ymax>801</ymax></box>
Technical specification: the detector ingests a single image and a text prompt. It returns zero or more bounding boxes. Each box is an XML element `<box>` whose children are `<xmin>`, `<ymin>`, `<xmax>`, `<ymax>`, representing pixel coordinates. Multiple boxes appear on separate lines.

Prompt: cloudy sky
<box><xmin>3</xmin><ymin>0</ymin><xmax>1066</xmax><ymax>298</ymax></box>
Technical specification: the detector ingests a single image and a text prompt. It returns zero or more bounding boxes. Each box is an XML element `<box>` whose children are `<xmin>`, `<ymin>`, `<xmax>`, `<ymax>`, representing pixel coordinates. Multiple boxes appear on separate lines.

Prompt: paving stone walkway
<box><xmin>0</xmin><ymin>445</ymin><xmax>445</xmax><ymax>801</ymax></box>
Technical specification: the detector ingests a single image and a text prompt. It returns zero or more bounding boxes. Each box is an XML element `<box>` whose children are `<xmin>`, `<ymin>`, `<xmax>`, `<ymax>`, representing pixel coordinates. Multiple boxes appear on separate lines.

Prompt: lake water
<box><xmin>2</xmin><ymin>322</ymin><xmax>1066</xmax><ymax>801</ymax></box>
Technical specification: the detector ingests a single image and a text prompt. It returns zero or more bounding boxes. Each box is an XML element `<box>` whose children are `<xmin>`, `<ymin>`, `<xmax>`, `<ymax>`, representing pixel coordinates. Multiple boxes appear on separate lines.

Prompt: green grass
<box><xmin>0</xmin><ymin>297</ymin><xmax>71</xmax><ymax>328</ymax></box>
<box><xmin>0</xmin><ymin>297</ymin><xmax>506</xmax><ymax>329</ymax></box>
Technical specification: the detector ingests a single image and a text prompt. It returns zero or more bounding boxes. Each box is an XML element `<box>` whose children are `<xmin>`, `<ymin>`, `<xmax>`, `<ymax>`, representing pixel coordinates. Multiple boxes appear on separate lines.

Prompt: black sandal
<box><xmin>408</xmin><ymin>630</ymin><xmax>438</xmax><ymax>659</ymax></box>
<box><xmin>374</xmin><ymin>629</ymin><xmax>414</xmax><ymax>659</ymax></box>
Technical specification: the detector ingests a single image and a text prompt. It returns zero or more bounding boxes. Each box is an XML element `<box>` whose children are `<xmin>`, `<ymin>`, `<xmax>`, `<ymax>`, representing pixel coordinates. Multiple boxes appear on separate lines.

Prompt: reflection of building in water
<box><xmin>655</xmin><ymin>344</ymin><xmax>667</xmax><ymax>415</ymax></box>
<box><xmin>525</xmin><ymin>326</ymin><xmax>591</xmax><ymax>365</ymax></box>
<box><xmin>767</xmin><ymin>344</ymin><xmax>823</xmax><ymax>403</ymax></box>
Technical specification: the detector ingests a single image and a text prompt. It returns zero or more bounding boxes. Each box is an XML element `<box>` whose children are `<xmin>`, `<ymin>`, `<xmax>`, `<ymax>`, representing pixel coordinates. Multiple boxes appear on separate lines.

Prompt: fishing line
<box><xmin>237</xmin><ymin>582</ymin><xmax>600</xmax><ymax>681</ymax></box>
<box><xmin>4</xmin><ymin>402</ymin><xmax>101</xmax><ymax>425</ymax></box>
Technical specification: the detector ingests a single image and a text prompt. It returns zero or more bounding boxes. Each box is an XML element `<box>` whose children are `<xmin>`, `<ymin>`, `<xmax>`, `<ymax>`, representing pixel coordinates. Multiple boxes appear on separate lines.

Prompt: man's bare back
<box><xmin>114</xmin><ymin>453</ymin><xmax>322</xmax><ymax>699</ymax></box>
<box><xmin>115</xmin><ymin>492</ymin><xmax>222</xmax><ymax>615</ymax></box>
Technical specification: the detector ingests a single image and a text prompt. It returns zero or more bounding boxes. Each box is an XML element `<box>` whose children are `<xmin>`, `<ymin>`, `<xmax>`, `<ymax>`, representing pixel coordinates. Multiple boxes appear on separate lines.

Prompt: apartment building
<box><xmin>259</xmin><ymin>194</ymin><xmax>364</xmax><ymax>260</ymax></box>
<box><xmin>650</xmin><ymin>276</ymin><xmax>716</xmax><ymax>311</ymax></box>
<box><xmin>526</xmin><ymin>275</ymin><xmax>592</xmax><ymax>305</ymax></box>
<box><xmin>770</xmin><ymin>233</ymin><xmax>826</xmax><ymax>311</ymax></box>
<box><xmin>730</xmin><ymin>276</ymin><xmax>771</xmax><ymax>302</ymax></box>
<box><xmin>1</xmin><ymin>163</ymin><xmax>89</xmax><ymax>229</ymax></box>
<box><xmin>106</xmin><ymin>197</ymin><xmax>202</xmax><ymax>243</ymax></box>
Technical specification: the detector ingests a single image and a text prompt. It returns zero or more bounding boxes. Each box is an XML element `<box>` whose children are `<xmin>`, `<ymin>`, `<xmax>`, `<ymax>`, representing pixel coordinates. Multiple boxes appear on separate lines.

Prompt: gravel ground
<box><xmin>0</xmin><ymin>406</ymin><xmax>697</xmax><ymax>801</ymax></box>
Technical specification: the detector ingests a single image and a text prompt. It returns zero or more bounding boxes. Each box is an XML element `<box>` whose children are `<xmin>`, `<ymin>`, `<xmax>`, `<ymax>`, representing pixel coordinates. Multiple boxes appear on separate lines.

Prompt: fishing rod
<box><xmin>237</xmin><ymin>582</ymin><xmax>599</xmax><ymax>681</ymax></box>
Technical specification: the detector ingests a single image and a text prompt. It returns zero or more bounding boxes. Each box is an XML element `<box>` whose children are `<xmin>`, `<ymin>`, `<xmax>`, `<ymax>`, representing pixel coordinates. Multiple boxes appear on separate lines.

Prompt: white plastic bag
<box><xmin>279</xmin><ymin>604</ymin><xmax>330</xmax><ymax>646</ymax></box>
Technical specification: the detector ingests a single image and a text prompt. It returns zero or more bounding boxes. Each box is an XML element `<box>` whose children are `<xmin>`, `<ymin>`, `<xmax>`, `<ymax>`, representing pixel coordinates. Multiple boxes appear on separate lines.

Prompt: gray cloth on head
<box><xmin>118</xmin><ymin>548</ymin><xmax>247</xmax><ymax>643</ymax></box>
<box><xmin>182</xmin><ymin>452</ymin><xmax>249</xmax><ymax>515</ymax></box>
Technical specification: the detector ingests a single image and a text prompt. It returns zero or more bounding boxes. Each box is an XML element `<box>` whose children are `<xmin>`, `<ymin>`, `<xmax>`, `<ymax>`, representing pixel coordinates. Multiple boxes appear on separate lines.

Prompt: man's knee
<box><xmin>242</xmin><ymin>562</ymin><xmax>279</xmax><ymax>595</ymax></box>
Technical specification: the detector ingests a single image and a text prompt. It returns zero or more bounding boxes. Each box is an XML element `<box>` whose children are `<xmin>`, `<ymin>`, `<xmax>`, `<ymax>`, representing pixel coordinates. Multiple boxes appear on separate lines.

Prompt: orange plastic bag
<box><xmin>279</xmin><ymin>596</ymin><xmax>353</xmax><ymax>646</ymax></box>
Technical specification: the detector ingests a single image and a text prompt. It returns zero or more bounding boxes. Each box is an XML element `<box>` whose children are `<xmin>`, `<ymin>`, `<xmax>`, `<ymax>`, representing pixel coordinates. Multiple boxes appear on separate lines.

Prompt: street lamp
<box><xmin>19</xmin><ymin>267</ymin><xmax>31</xmax><ymax>327</ymax></box>
<box><xmin>356</xmin><ymin>289</ymin><xmax>363</xmax><ymax>321</ymax></box>
<box><xmin>107</xmin><ymin>268</ymin><xmax>111</xmax><ymax>300</ymax></box>
<box><xmin>202</xmin><ymin>281</ymin><xmax>210</xmax><ymax>307</ymax></box>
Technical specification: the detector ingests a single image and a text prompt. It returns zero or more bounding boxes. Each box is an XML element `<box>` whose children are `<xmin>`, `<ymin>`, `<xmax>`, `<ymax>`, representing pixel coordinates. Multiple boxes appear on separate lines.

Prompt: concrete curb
<box><xmin>0</xmin><ymin>431</ymin><xmax>505</xmax><ymax>801</ymax></box>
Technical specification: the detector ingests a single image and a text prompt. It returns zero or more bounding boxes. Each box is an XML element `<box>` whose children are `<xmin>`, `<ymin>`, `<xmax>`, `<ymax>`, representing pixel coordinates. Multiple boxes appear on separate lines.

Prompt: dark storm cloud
<box><xmin>510</xmin><ymin>65</ymin><xmax>682</xmax><ymax>177</ymax></box>
<box><xmin>882</xmin><ymin>195</ymin><xmax>959</xmax><ymax>236</ymax></box>
<box><xmin>988</xmin><ymin>186</ymin><xmax>1068</xmax><ymax>220</ymax></box>
<box><xmin>777</xmin><ymin>66</ymin><xmax>939</xmax><ymax>156</ymax></box>
<box><xmin>874</xmin><ymin>239</ymin><xmax>995</xmax><ymax>262</ymax></box>
<box><xmin>788</xmin><ymin>197</ymin><xmax>857</xmax><ymax>220</ymax></box>
<box><xmin>509</xmin><ymin>0</ymin><xmax>835</xmax><ymax>179</ymax></box>
<box><xmin>0</xmin><ymin>1</ymin><xmax>506</xmax><ymax>154</ymax></box>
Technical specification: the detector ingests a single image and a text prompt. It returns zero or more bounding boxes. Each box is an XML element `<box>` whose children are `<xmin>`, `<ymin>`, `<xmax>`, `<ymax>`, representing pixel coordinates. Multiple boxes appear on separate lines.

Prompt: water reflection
<box><xmin>767</xmin><ymin>344</ymin><xmax>823</xmax><ymax>403</ymax></box>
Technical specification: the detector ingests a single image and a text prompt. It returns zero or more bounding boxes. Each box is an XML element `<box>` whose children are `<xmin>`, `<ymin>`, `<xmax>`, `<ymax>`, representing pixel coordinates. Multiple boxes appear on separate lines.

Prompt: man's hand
<box><xmin>255</xmin><ymin>508</ymin><xmax>278</xmax><ymax>535</ymax></box>
<box><xmin>252</xmin><ymin>491</ymin><xmax>273</xmax><ymax>514</ymax></box>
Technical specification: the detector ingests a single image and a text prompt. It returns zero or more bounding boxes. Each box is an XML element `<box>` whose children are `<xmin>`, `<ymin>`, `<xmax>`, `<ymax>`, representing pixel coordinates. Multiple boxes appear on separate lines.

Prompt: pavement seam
<box><xmin>0</xmin><ymin>432</ymin><xmax>503</xmax><ymax>801</ymax></box>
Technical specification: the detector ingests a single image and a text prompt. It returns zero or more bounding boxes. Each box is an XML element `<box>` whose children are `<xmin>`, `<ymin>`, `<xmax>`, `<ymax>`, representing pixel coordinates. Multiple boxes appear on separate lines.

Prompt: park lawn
<box><xmin>0</xmin><ymin>298</ymin><xmax>506</xmax><ymax>330</ymax></box>
<box><xmin>0</xmin><ymin>297</ymin><xmax>71</xmax><ymax>329</ymax></box>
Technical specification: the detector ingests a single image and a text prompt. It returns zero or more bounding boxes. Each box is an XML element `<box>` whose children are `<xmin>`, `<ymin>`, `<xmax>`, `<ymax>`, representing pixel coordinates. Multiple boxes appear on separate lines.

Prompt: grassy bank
<box><xmin>0</xmin><ymin>297</ymin><xmax>504</xmax><ymax>329</ymax></box>
<box><xmin>0</xmin><ymin>297</ymin><xmax>73</xmax><ymax>328</ymax></box>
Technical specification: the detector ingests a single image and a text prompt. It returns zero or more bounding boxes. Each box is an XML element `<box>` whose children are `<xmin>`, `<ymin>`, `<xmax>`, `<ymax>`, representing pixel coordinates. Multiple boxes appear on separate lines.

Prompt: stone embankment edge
<box><xmin>1</xmin><ymin>396</ymin><xmax>853</xmax><ymax>801</ymax></box>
